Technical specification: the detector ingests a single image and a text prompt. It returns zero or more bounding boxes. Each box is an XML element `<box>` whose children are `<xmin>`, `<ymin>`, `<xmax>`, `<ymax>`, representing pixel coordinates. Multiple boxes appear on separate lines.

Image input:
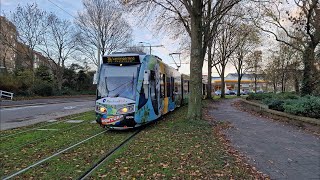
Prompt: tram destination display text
<box><xmin>103</xmin><ymin>56</ymin><xmax>140</xmax><ymax>64</ymax></box>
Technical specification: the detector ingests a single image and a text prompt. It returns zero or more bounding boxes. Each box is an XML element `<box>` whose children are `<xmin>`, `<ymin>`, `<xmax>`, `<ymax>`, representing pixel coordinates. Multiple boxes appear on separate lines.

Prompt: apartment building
<box><xmin>0</xmin><ymin>16</ymin><xmax>17</xmax><ymax>72</ymax></box>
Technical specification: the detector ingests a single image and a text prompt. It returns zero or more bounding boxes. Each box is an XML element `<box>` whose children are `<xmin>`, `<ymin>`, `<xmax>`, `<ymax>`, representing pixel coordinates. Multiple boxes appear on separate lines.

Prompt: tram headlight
<box><xmin>99</xmin><ymin>107</ymin><xmax>107</xmax><ymax>113</ymax></box>
<box><xmin>117</xmin><ymin>105</ymin><xmax>134</xmax><ymax>114</ymax></box>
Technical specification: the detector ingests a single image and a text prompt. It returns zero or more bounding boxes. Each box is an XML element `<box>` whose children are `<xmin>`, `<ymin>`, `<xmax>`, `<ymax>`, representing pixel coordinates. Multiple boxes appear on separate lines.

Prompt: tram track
<box><xmin>1</xmin><ymin>121</ymin><xmax>88</xmax><ymax>153</ymax></box>
<box><xmin>78</xmin><ymin>128</ymin><xmax>143</xmax><ymax>180</ymax></box>
<box><xmin>2</xmin><ymin>129</ymin><xmax>109</xmax><ymax>180</ymax></box>
<box><xmin>1</xmin><ymin>127</ymin><xmax>143</xmax><ymax>180</ymax></box>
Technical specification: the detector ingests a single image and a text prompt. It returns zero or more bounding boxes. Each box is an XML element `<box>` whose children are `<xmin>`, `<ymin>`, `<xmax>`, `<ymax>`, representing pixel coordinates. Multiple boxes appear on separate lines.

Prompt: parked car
<box><xmin>225</xmin><ymin>90</ymin><xmax>236</xmax><ymax>95</ymax></box>
<box><xmin>240</xmin><ymin>90</ymin><xmax>249</xmax><ymax>95</ymax></box>
<box><xmin>229</xmin><ymin>90</ymin><xmax>236</xmax><ymax>95</ymax></box>
<box><xmin>214</xmin><ymin>90</ymin><xmax>221</xmax><ymax>95</ymax></box>
<box><xmin>256</xmin><ymin>90</ymin><xmax>264</xmax><ymax>94</ymax></box>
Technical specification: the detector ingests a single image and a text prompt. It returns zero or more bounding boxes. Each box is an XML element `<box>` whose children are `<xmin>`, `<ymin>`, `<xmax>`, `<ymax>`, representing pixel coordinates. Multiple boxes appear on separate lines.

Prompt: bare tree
<box><xmin>231</xmin><ymin>24</ymin><xmax>260</xmax><ymax>96</ymax></box>
<box><xmin>246</xmin><ymin>50</ymin><xmax>262</xmax><ymax>93</ymax></box>
<box><xmin>256</xmin><ymin>0</ymin><xmax>320</xmax><ymax>95</ymax></box>
<box><xmin>75</xmin><ymin>0</ymin><xmax>132</xmax><ymax>69</ymax></box>
<box><xmin>265</xmin><ymin>43</ymin><xmax>302</xmax><ymax>93</ymax></box>
<box><xmin>213</xmin><ymin>14</ymin><xmax>243</xmax><ymax>98</ymax></box>
<box><xmin>124</xmin><ymin>45</ymin><xmax>146</xmax><ymax>54</ymax></box>
<box><xmin>124</xmin><ymin>0</ymin><xmax>241</xmax><ymax>120</ymax></box>
<box><xmin>39</xmin><ymin>13</ymin><xmax>77</xmax><ymax>91</ymax></box>
<box><xmin>9</xmin><ymin>3</ymin><xmax>47</xmax><ymax>69</ymax></box>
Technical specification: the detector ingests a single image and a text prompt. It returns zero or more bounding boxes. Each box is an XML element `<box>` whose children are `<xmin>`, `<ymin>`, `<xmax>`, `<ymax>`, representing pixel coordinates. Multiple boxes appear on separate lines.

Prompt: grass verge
<box><xmin>0</xmin><ymin>111</ymin><xmax>100</xmax><ymax>177</ymax></box>
<box><xmin>88</xmin><ymin>105</ymin><xmax>258</xmax><ymax>179</ymax></box>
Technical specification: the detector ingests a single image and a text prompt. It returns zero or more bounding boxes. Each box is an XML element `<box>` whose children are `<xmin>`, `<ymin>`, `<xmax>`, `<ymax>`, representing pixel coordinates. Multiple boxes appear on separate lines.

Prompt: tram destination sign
<box><xmin>103</xmin><ymin>56</ymin><xmax>140</xmax><ymax>64</ymax></box>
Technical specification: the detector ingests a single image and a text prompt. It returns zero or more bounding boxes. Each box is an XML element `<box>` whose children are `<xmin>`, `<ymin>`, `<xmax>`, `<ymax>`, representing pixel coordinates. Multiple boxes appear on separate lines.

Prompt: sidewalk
<box><xmin>209</xmin><ymin>99</ymin><xmax>320</xmax><ymax>179</ymax></box>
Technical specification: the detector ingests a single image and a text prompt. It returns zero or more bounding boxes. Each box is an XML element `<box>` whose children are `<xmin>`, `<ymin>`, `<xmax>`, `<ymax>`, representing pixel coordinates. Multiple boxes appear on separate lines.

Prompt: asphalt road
<box><xmin>0</xmin><ymin>98</ymin><xmax>95</xmax><ymax>130</ymax></box>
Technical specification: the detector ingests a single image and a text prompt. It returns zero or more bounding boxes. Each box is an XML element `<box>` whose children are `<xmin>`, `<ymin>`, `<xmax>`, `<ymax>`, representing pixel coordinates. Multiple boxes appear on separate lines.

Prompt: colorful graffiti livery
<box><xmin>95</xmin><ymin>53</ymin><xmax>205</xmax><ymax>129</ymax></box>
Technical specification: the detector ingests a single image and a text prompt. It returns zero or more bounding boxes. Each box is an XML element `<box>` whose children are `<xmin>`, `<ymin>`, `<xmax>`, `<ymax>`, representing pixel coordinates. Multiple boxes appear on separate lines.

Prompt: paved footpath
<box><xmin>209</xmin><ymin>99</ymin><xmax>320</xmax><ymax>180</ymax></box>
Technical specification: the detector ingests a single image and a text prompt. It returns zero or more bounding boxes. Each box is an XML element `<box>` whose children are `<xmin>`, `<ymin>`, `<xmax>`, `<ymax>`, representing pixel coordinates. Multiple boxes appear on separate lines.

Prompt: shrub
<box><xmin>284</xmin><ymin>96</ymin><xmax>320</xmax><ymax>119</ymax></box>
<box><xmin>276</xmin><ymin>92</ymin><xmax>299</xmax><ymax>100</ymax></box>
<box><xmin>263</xmin><ymin>99</ymin><xmax>285</xmax><ymax>111</ymax></box>
<box><xmin>32</xmin><ymin>82</ymin><xmax>54</xmax><ymax>96</ymax></box>
<box><xmin>0</xmin><ymin>74</ymin><xmax>20</xmax><ymax>93</ymax></box>
<box><xmin>246</xmin><ymin>93</ymin><xmax>273</xmax><ymax>100</ymax></box>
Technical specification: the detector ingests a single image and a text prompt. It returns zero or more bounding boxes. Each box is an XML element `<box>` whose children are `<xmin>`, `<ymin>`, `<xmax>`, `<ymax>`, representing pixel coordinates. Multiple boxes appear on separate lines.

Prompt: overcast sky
<box><xmin>0</xmin><ymin>0</ymin><xmax>278</xmax><ymax>77</ymax></box>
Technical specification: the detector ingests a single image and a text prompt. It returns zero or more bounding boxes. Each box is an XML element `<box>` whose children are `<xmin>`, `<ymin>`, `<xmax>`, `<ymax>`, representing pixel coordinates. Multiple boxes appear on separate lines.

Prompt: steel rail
<box><xmin>1</xmin><ymin>121</ymin><xmax>89</xmax><ymax>153</ymax></box>
<box><xmin>2</xmin><ymin>129</ymin><xmax>108</xmax><ymax>180</ymax></box>
<box><xmin>77</xmin><ymin>128</ymin><xmax>143</xmax><ymax>180</ymax></box>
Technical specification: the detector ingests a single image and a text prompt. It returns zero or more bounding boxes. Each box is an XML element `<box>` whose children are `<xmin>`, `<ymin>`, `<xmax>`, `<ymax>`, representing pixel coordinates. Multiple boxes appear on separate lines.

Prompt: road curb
<box><xmin>0</xmin><ymin>100</ymin><xmax>94</xmax><ymax>109</ymax></box>
<box><xmin>239</xmin><ymin>99</ymin><xmax>320</xmax><ymax>126</ymax></box>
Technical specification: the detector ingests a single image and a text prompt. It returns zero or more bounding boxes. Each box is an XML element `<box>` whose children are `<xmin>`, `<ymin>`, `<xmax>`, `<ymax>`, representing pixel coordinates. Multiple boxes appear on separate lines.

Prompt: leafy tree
<box><xmin>125</xmin><ymin>0</ymin><xmax>241</xmax><ymax>120</ymax></box>
<box><xmin>35</xmin><ymin>65</ymin><xmax>52</xmax><ymax>82</ymax></box>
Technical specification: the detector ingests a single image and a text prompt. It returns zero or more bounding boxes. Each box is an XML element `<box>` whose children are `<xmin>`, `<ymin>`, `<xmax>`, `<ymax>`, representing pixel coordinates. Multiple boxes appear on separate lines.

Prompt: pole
<box><xmin>139</xmin><ymin>42</ymin><xmax>152</xmax><ymax>55</ymax></box>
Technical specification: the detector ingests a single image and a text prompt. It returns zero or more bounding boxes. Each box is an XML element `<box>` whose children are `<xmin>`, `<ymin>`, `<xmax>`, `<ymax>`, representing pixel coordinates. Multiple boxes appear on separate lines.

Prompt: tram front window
<box><xmin>97</xmin><ymin>64</ymin><xmax>139</xmax><ymax>100</ymax></box>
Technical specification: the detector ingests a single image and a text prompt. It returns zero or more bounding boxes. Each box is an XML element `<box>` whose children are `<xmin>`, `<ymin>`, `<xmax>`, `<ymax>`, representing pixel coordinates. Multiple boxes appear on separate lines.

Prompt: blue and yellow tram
<box><xmin>95</xmin><ymin>53</ymin><xmax>190</xmax><ymax>129</ymax></box>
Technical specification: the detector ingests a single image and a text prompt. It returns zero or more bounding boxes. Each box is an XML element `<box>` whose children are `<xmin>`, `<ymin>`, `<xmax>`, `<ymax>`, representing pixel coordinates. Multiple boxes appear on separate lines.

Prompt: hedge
<box><xmin>247</xmin><ymin>93</ymin><xmax>320</xmax><ymax>119</ymax></box>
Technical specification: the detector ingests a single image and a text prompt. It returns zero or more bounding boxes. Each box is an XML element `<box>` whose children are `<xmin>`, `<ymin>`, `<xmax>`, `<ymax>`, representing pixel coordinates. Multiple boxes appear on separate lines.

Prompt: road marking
<box><xmin>65</xmin><ymin>120</ymin><xmax>84</xmax><ymax>123</ymax></box>
<box><xmin>63</xmin><ymin>104</ymin><xmax>87</xmax><ymax>110</ymax></box>
<box><xmin>0</xmin><ymin>105</ymin><xmax>44</xmax><ymax>111</ymax></box>
<box><xmin>47</xmin><ymin>120</ymin><xmax>58</xmax><ymax>122</ymax></box>
<box><xmin>64</xmin><ymin>106</ymin><xmax>76</xmax><ymax>110</ymax></box>
<box><xmin>37</xmin><ymin>129</ymin><xmax>59</xmax><ymax>131</ymax></box>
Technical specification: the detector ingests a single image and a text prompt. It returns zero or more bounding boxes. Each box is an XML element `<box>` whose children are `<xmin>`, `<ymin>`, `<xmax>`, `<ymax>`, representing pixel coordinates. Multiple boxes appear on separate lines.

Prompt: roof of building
<box><xmin>212</xmin><ymin>73</ymin><xmax>266</xmax><ymax>82</ymax></box>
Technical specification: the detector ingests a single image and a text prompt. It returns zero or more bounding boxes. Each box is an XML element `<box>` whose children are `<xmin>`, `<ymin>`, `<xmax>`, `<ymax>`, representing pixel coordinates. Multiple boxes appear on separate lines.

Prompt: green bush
<box><xmin>284</xmin><ymin>96</ymin><xmax>320</xmax><ymax>119</ymax></box>
<box><xmin>246</xmin><ymin>93</ymin><xmax>273</xmax><ymax>100</ymax></box>
<box><xmin>276</xmin><ymin>92</ymin><xmax>299</xmax><ymax>100</ymax></box>
<box><xmin>32</xmin><ymin>82</ymin><xmax>54</xmax><ymax>96</ymax></box>
<box><xmin>264</xmin><ymin>99</ymin><xmax>285</xmax><ymax>111</ymax></box>
<box><xmin>0</xmin><ymin>74</ymin><xmax>20</xmax><ymax>93</ymax></box>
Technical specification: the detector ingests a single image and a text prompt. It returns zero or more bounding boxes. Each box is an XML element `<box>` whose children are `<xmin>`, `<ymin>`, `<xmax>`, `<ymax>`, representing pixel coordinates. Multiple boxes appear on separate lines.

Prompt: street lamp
<box><xmin>139</xmin><ymin>41</ymin><xmax>151</xmax><ymax>55</ymax></box>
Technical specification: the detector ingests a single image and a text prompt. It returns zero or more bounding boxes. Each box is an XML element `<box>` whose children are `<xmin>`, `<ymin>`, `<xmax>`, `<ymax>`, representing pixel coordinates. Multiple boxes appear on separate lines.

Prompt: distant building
<box><xmin>212</xmin><ymin>73</ymin><xmax>267</xmax><ymax>92</ymax></box>
<box><xmin>15</xmin><ymin>42</ymin><xmax>52</xmax><ymax>70</ymax></box>
<box><xmin>0</xmin><ymin>16</ymin><xmax>18</xmax><ymax>72</ymax></box>
<box><xmin>0</xmin><ymin>16</ymin><xmax>52</xmax><ymax>72</ymax></box>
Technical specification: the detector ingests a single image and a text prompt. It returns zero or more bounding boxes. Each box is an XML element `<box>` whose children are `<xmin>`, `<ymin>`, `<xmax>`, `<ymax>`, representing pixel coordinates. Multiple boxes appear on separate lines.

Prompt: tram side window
<box><xmin>166</xmin><ymin>77</ymin><xmax>171</xmax><ymax>97</ymax></box>
<box><xmin>183</xmin><ymin>80</ymin><xmax>188</xmax><ymax>94</ymax></box>
<box><xmin>160</xmin><ymin>74</ymin><xmax>165</xmax><ymax>98</ymax></box>
<box><xmin>171</xmin><ymin>77</ymin><xmax>174</xmax><ymax>98</ymax></box>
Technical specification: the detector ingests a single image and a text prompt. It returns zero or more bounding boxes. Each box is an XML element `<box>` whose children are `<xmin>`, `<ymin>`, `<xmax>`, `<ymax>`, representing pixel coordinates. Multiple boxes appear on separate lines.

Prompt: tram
<box><xmin>95</xmin><ymin>52</ymin><xmax>194</xmax><ymax>129</ymax></box>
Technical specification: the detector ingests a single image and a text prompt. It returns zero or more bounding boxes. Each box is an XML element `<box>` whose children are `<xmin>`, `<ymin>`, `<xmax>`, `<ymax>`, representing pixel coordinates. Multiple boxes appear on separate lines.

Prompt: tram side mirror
<box><xmin>93</xmin><ymin>73</ymin><xmax>97</xmax><ymax>85</ymax></box>
<box><xmin>143</xmin><ymin>70</ymin><xmax>150</xmax><ymax>99</ymax></box>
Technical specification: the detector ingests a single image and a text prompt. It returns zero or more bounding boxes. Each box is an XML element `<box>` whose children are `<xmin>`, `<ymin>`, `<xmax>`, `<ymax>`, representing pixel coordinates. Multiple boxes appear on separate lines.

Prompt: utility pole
<box><xmin>139</xmin><ymin>42</ymin><xmax>163</xmax><ymax>55</ymax></box>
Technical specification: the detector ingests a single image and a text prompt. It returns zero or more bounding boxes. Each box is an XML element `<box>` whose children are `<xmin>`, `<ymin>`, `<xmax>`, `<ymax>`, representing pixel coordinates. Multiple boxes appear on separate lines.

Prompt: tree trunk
<box><xmin>237</xmin><ymin>75</ymin><xmax>241</xmax><ymax>97</ymax></box>
<box><xmin>294</xmin><ymin>75</ymin><xmax>300</xmax><ymax>94</ymax></box>
<box><xmin>56</xmin><ymin>66</ymin><xmax>63</xmax><ymax>92</ymax></box>
<box><xmin>187</xmin><ymin>1</ymin><xmax>204</xmax><ymax>121</ymax></box>
<box><xmin>207</xmin><ymin>43</ymin><xmax>212</xmax><ymax>99</ymax></box>
<box><xmin>254</xmin><ymin>74</ymin><xmax>257</xmax><ymax>93</ymax></box>
<box><xmin>301</xmin><ymin>44</ymin><xmax>316</xmax><ymax>96</ymax></box>
<box><xmin>220</xmin><ymin>70</ymin><xmax>225</xmax><ymax>98</ymax></box>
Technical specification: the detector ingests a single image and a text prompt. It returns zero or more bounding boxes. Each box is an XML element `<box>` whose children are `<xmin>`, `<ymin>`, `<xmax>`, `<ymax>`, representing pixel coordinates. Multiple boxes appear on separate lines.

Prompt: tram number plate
<box><xmin>101</xmin><ymin>115</ymin><xmax>122</xmax><ymax>125</ymax></box>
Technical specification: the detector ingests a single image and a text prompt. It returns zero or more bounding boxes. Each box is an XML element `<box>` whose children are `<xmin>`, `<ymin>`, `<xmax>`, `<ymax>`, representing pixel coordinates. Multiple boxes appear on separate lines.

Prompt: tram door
<box><xmin>150</xmin><ymin>70</ymin><xmax>159</xmax><ymax>115</ymax></box>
